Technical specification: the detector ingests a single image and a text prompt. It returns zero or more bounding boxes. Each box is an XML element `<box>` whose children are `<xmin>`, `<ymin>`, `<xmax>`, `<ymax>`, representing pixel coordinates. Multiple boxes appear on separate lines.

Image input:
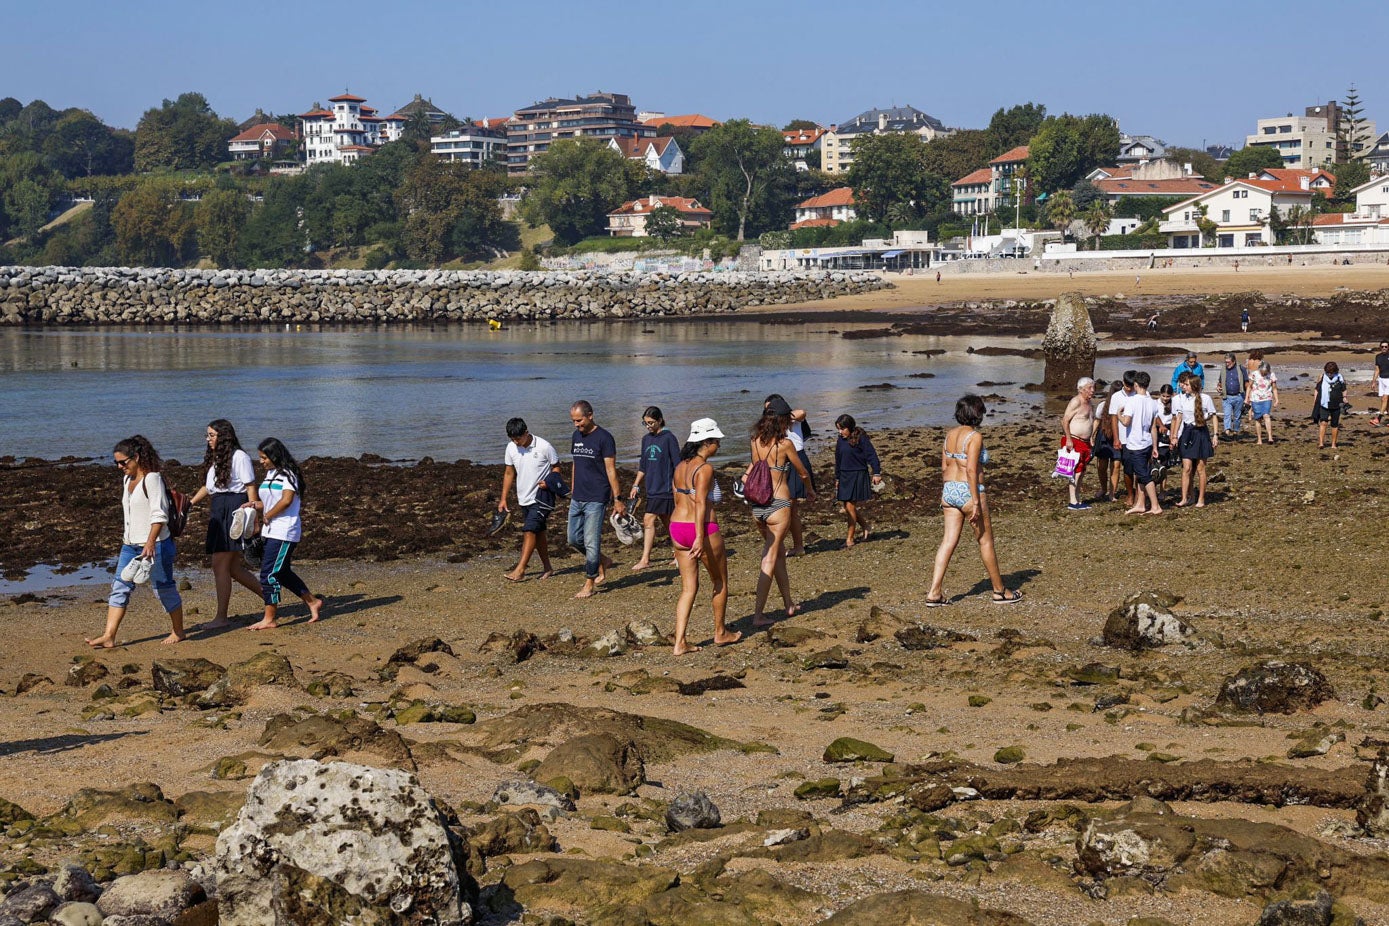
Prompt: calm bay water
<box><xmin>2</xmin><ymin>320</ymin><xmax>1054</xmax><ymax>464</ymax></box>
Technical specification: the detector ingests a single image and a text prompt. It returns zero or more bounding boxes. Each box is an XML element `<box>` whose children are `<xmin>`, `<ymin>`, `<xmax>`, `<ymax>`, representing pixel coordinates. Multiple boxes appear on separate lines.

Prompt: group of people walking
<box><xmin>1060</xmin><ymin>343</ymin><xmax>1376</xmax><ymax>512</ymax></box>
<box><xmin>88</xmin><ymin>421</ymin><xmax>322</xmax><ymax>648</ymax></box>
<box><xmin>497</xmin><ymin>393</ymin><xmax>1022</xmax><ymax>654</ymax></box>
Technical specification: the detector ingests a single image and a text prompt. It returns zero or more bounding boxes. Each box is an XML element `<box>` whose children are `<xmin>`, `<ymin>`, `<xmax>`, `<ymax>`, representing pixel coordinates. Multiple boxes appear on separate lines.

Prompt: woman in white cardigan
<box><xmin>86</xmin><ymin>435</ymin><xmax>186</xmax><ymax>647</ymax></box>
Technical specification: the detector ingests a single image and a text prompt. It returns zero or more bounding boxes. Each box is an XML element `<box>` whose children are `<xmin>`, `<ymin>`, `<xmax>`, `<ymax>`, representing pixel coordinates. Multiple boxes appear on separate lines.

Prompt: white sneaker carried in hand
<box><xmin>120</xmin><ymin>555</ymin><xmax>153</xmax><ymax>585</ymax></box>
<box><xmin>229</xmin><ymin>507</ymin><xmax>258</xmax><ymax>541</ymax></box>
<box><xmin>609</xmin><ymin>511</ymin><xmax>640</xmax><ymax>545</ymax></box>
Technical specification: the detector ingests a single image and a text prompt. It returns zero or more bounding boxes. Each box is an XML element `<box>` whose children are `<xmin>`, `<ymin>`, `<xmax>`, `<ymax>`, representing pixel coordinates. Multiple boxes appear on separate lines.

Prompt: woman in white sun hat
<box><xmin>668</xmin><ymin>418</ymin><xmax>741</xmax><ymax>655</ymax></box>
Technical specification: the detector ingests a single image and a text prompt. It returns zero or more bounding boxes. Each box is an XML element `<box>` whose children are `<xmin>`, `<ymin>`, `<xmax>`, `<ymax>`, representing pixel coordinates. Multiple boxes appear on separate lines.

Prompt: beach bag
<box><xmin>1052</xmin><ymin>448</ymin><xmax>1080</xmax><ymax>479</ymax></box>
<box><xmin>743</xmin><ymin>448</ymin><xmax>774</xmax><ymax>506</ymax></box>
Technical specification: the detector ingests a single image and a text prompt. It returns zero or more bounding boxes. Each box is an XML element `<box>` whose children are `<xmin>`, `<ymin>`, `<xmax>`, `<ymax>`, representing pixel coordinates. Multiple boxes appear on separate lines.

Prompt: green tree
<box><xmin>42</xmin><ymin>111</ymin><xmax>134</xmax><ymax>178</ymax></box>
<box><xmin>1339</xmin><ymin>85</ymin><xmax>1370</xmax><ymax>161</ymax></box>
<box><xmin>6</xmin><ymin>178</ymin><xmax>51</xmax><ymax>240</ymax></box>
<box><xmin>112</xmin><ymin>179</ymin><xmax>195</xmax><ymax>266</ymax></box>
<box><xmin>1071</xmin><ymin>179</ymin><xmax>1103</xmax><ymax>210</ymax></box>
<box><xmin>195</xmin><ymin>188</ymin><xmax>251</xmax><ymax>267</ymax></box>
<box><xmin>399</xmin><ymin>155</ymin><xmax>517</xmax><ymax>262</ymax></box>
<box><xmin>1331</xmin><ymin>159</ymin><xmax>1369</xmax><ymax>206</ymax></box>
<box><xmin>1046</xmin><ymin>189</ymin><xmax>1076</xmax><ymax>240</ymax></box>
<box><xmin>803</xmin><ymin>148</ymin><xmax>821</xmax><ymax>171</ymax></box>
<box><xmin>782</xmin><ymin>119</ymin><xmax>821</xmax><ymax>132</ymax></box>
<box><xmin>1026</xmin><ymin>114</ymin><xmax>1119</xmax><ymax>193</ymax></box>
<box><xmin>920</xmin><ymin>129</ymin><xmax>995</xmax><ymax>187</ymax></box>
<box><xmin>521</xmin><ymin>138</ymin><xmax>633</xmax><ymax>245</ymax></box>
<box><xmin>1083</xmin><ymin>199</ymin><xmax>1113</xmax><ymax>250</ymax></box>
<box><xmin>402</xmin><ymin>111</ymin><xmax>436</xmax><ymax>145</ymax></box>
<box><xmin>134</xmin><ymin>92</ymin><xmax>238</xmax><ymax>171</ymax></box>
<box><xmin>985</xmin><ymin>103</ymin><xmax>1047</xmax><ymax>152</ymax></box>
<box><xmin>846</xmin><ymin>132</ymin><xmax>935</xmax><ymax>222</ymax></box>
<box><xmin>0</xmin><ymin>151</ymin><xmax>60</xmax><ymax>240</ymax></box>
<box><xmin>644</xmin><ymin>204</ymin><xmax>683</xmax><ymax>240</ymax></box>
<box><xmin>691</xmin><ymin>119</ymin><xmax>791</xmax><ymax>240</ymax></box>
<box><xmin>1221</xmin><ymin>145</ymin><xmax>1284</xmax><ymax>181</ymax></box>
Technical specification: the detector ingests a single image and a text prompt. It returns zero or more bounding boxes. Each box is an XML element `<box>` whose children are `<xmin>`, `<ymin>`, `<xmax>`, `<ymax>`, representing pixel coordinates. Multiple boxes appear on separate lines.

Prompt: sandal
<box><xmin>924</xmin><ymin>596</ymin><xmax>949</xmax><ymax>608</ymax></box>
<box><xmin>991</xmin><ymin>589</ymin><xmax>1023</xmax><ymax>604</ymax></box>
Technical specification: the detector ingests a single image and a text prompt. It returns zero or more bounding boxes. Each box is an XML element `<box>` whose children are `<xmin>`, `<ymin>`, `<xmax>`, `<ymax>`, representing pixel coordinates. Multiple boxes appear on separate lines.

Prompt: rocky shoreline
<box><xmin>0</xmin><ymin>267</ymin><xmax>889</xmax><ymax>325</ymax></box>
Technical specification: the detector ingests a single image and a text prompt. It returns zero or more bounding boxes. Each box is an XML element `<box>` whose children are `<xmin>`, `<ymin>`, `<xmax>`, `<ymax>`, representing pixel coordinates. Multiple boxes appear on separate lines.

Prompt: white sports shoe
<box><xmin>120</xmin><ymin>555</ymin><xmax>153</xmax><ymax>585</ymax></box>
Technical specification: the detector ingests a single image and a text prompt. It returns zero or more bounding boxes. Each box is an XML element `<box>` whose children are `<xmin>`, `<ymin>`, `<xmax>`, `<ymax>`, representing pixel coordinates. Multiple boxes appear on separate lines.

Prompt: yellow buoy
<box><xmin>488</xmin><ymin>319</ymin><xmax>502</xmax><ymax>330</ymax></box>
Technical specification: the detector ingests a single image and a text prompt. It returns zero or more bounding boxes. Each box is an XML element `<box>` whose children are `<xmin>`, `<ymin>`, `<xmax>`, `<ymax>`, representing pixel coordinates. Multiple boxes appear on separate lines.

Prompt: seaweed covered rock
<box><xmin>1215</xmin><ymin>662</ymin><xmax>1335</xmax><ymax>715</ymax></box>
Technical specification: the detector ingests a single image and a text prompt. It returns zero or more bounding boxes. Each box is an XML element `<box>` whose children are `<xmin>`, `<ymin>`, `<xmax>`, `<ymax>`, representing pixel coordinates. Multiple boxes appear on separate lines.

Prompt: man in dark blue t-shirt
<box><xmin>569</xmin><ymin>400</ymin><xmax>626</xmax><ymax>598</ymax></box>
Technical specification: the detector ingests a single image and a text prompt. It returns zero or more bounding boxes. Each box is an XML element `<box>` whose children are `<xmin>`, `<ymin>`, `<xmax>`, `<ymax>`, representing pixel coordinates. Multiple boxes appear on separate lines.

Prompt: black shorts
<box><xmin>1122</xmin><ymin>448</ymin><xmax>1154</xmax><ymax>486</ymax></box>
<box><xmin>645</xmin><ymin>494</ymin><xmax>674</xmax><ymax>517</ymax></box>
<box><xmin>206</xmin><ymin>492</ymin><xmax>248</xmax><ymax>554</ymax></box>
<box><xmin>520</xmin><ymin>504</ymin><xmax>549</xmax><ymax>533</ymax></box>
<box><xmin>1312</xmin><ymin>404</ymin><xmax>1342</xmax><ymax>428</ymax></box>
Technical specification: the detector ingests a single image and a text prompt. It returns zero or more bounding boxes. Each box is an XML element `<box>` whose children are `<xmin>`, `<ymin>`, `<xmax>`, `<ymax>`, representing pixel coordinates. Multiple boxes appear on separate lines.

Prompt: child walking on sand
<box><xmin>247</xmin><ymin>438</ymin><xmax>323</xmax><ymax>630</ymax></box>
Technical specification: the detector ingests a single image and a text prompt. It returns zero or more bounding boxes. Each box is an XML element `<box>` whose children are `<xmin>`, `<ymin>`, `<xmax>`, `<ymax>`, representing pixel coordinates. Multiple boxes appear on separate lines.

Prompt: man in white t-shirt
<box><xmin>500</xmin><ymin>417</ymin><xmax>561</xmax><ymax>582</ymax></box>
<box><xmin>1108</xmin><ymin>372</ymin><xmax>1137</xmax><ymax>506</ymax></box>
<box><xmin>1117</xmin><ymin>371</ymin><xmax>1164</xmax><ymax>515</ymax></box>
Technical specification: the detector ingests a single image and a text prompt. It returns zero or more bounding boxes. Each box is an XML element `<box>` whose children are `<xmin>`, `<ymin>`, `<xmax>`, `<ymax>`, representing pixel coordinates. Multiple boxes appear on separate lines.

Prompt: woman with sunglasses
<box><xmin>187</xmin><ymin>419</ymin><xmax>262</xmax><ymax>627</ymax></box>
<box><xmin>87</xmin><ymin>435</ymin><xmax>186</xmax><ymax>647</ymax></box>
<box><xmin>629</xmin><ymin>406</ymin><xmax>681</xmax><ymax>571</ymax></box>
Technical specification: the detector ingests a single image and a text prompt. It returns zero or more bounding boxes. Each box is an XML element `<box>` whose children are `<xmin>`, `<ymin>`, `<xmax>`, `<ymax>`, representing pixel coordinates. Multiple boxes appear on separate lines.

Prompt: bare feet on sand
<box><xmin>786</xmin><ymin>547</ymin><xmax>806</xmax><ymax>558</ymax></box>
<box><xmin>752</xmin><ymin>614</ymin><xmax>777</xmax><ymax>627</ymax></box>
<box><xmin>504</xmin><ymin>569</ymin><xmax>524</xmax><ymax>582</ymax></box>
<box><xmin>307</xmin><ymin>597</ymin><xmax>324</xmax><ymax>623</ymax></box>
<box><xmin>161</xmin><ymin>632</ymin><xmax>186</xmax><ymax>645</ymax></box>
<box><xmin>84</xmin><ymin>636</ymin><xmax>115</xmax><ymax>649</ymax></box>
<box><xmin>631</xmin><ymin>561</ymin><xmax>651</xmax><ymax>571</ymax></box>
<box><xmin>247</xmin><ymin>619</ymin><xmax>278</xmax><ymax>631</ymax></box>
<box><xmin>673</xmin><ymin>641</ymin><xmax>702</xmax><ymax>655</ymax></box>
<box><xmin>200</xmin><ymin>618</ymin><xmax>236</xmax><ymax>630</ymax></box>
<box><xmin>713</xmin><ymin>630</ymin><xmax>743</xmax><ymax>646</ymax></box>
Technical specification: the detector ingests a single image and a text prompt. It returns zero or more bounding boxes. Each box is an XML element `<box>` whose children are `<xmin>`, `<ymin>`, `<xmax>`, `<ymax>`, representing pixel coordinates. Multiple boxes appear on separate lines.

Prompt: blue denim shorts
<box><xmin>1251</xmin><ymin>400</ymin><xmax>1272</xmax><ymax>419</ymax></box>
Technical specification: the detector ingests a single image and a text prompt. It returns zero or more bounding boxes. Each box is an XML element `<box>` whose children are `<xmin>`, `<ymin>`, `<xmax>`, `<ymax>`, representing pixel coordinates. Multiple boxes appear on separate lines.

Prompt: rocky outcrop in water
<box><xmin>1041</xmin><ymin>291</ymin><xmax>1096</xmax><ymax>390</ymax></box>
<box><xmin>0</xmin><ymin>266</ymin><xmax>889</xmax><ymax>325</ymax></box>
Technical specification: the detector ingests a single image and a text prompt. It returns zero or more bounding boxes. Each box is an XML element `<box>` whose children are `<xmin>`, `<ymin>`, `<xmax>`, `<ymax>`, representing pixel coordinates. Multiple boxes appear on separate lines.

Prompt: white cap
<box><xmin>687</xmin><ymin>418</ymin><xmax>725</xmax><ymax>443</ymax></box>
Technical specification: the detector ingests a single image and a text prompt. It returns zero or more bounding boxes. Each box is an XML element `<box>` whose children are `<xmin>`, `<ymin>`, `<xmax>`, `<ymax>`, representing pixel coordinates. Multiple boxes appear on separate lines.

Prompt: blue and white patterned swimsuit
<box><xmin>941</xmin><ymin>432</ymin><xmax>989</xmax><ymax>510</ymax></box>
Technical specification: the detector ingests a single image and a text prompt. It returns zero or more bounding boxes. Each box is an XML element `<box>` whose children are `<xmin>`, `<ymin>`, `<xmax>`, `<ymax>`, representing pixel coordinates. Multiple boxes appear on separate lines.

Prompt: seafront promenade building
<box><xmin>950</xmin><ymin>146</ymin><xmax>1030</xmax><ymax>215</ymax></box>
<box><xmin>1311</xmin><ymin>176</ymin><xmax>1389</xmax><ymax>245</ymax></box>
<box><xmin>1244</xmin><ymin>102</ymin><xmax>1375</xmax><ymax>169</ymax></box>
<box><xmin>1159</xmin><ymin>172</ymin><xmax>1316</xmax><ymax>248</ymax></box>
<box><xmin>791</xmin><ymin>188</ymin><xmax>857</xmax><ymax>229</ymax></box>
<box><xmin>507</xmin><ymin>93</ymin><xmax>653</xmax><ymax>173</ymax></box>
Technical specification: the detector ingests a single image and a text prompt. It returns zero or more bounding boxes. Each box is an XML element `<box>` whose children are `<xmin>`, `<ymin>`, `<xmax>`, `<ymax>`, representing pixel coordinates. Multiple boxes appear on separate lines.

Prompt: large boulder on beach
<box><xmin>95</xmin><ymin>869</ymin><xmax>204</xmax><ymax>920</ymax></box>
<box><xmin>532</xmin><ymin>733</ymin><xmax>644</xmax><ymax>795</ymax></box>
<box><xmin>1215</xmin><ymin>661</ymin><xmax>1335</xmax><ymax>714</ymax></box>
<box><xmin>1041</xmin><ymin>291</ymin><xmax>1096</xmax><ymax>390</ymax></box>
<box><xmin>1102</xmin><ymin>591</ymin><xmax>1196</xmax><ymax>650</ymax></box>
<box><xmin>214</xmin><ymin>758</ymin><xmax>476</xmax><ymax>926</ymax></box>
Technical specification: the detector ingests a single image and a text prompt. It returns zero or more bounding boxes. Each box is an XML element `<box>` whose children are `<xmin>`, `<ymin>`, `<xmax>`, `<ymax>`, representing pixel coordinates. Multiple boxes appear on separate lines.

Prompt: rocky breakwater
<box><xmin>0</xmin><ymin>266</ymin><xmax>889</xmax><ymax>325</ymax></box>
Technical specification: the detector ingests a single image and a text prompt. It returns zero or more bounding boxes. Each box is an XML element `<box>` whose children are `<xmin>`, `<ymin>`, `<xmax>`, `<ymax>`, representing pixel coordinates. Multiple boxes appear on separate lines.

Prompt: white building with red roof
<box><xmin>607</xmin><ymin>195</ymin><xmax>713</xmax><ymax>237</ymax></box>
<box><xmin>638</xmin><ymin>113</ymin><xmax>720</xmax><ymax>135</ymax></box>
<box><xmin>299</xmin><ymin>92</ymin><xmax>404</xmax><ymax>167</ymax></box>
<box><xmin>782</xmin><ymin>128</ymin><xmax>827</xmax><ymax>171</ymax></box>
<box><xmin>1159</xmin><ymin>173</ymin><xmax>1317</xmax><ymax>248</ymax></box>
<box><xmin>792</xmin><ymin>188</ymin><xmax>857</xmax><ymax>228</ymax></box>
<box><xmin>227</xmin><ymin>123</ymin><xmax>296</xmax><ymax>161</ymax></box>
<box><xmin>1310</xmin><ymin>175</ymin><xmax>1389</xmax><ymax>246</ymax></box>
<box><xmin>607</xmin><ymin>136</ymin><xmax>684</xmax><ymax>174</ymax></box>
<box><xmin>951</xmin><ymin>146</ymin><xmax>1030</xmax><ymax>215</ymax></box>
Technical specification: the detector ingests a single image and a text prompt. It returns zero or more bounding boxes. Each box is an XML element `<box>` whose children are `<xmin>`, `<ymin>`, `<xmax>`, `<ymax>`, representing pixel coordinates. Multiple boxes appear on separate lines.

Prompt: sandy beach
<box><xmin>3</xmin><ymin>276</ymin><xmax>1389</xmax><ymax>924</ymax></box>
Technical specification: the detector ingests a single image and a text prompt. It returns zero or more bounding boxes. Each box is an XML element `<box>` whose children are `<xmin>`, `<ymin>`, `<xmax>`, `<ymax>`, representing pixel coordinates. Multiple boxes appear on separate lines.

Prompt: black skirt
<box><xmin>1179</xmin><ymin>427</ymin><xmax>1214</xmax><ymax>461</ymax></box>
<box><xmin>836</xmin><ymin>470</ymin><xmax>872</xmax><ymax>502</ymax></box>
<box><xmin>787</xmin><ymin>449</ymin><xmax>815</xmax><ymax>499</ymax></box>
<box><xmin>206</xmin><ymin>491</ymin><xmax>248</xmax><ymax>554</ymax></box>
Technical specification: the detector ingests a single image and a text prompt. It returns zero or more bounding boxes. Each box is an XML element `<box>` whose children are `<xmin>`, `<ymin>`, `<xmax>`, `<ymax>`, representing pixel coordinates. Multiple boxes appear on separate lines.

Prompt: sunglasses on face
<box><xmin>114</xmin><ymin>457</ymin><xmax>131</xmax><ymax>468</ymax></box>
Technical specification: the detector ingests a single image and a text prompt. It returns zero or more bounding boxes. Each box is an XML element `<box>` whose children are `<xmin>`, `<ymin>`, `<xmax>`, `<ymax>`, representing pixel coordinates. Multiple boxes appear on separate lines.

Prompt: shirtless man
<box><xmin>1061</xmin><ymin>377</ymin><xmax>1096</xmax><ymax>510</ymax></box>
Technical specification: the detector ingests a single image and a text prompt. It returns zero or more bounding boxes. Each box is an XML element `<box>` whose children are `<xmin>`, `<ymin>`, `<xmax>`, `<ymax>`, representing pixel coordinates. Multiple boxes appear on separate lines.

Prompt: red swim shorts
<box><xmin>1063</xmin><ymin>436</ymin><xmax>1092</xmax><ymax>477</ymax></box>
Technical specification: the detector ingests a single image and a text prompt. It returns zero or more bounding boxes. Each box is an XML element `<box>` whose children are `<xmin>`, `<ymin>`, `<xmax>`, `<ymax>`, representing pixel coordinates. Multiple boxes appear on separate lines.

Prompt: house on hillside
<box><xmin>1159</xmin><ymin>174</ymin><xmax>1315</xmax><ymax>248</ymax></box>
<box><xmin>783</xmin><ymin>128</ymin><xmax>827</xmax><ymax>171</ymax></box>
<box><xmin>822</xmin><ymin>106</ymin><xmax>952</xmax><ymax>173</ymax></box>
<box><xmin>1366</xmin><ymin>132</ymin><xmax>1389</xmax><ymax>174</ymax></box>
<box><xmin>950</xmin><ymin>146</ymin><xmax>1030</xmax><ymax>215</ymax></box>
<box><xmin>951</xmin><ymin>169</ymin><xmax>993</xmax><ymax>215</ymax></box>
<box><xmin>299</xmin><ymin>93</ymin><xmax>403</xmax><ymax>166</ymax></box>
<box><xmin>607</xmin><ymin>195</ymin><xmax>712</xmax><ymax>237</ymax></box>
<box><xmin>1310</xmin><ymin>175</ymin><xmax>1389</xmax><ymax>245</ymax></box>
<box><xmin>1116</xmin><ymin>134</ymin><xmax>1168</xmax><ymax>164</ymax></box>
<box><xmin>638</xmin><ymin>113</ymin><xmax>720</xmax><ymax>135</ymax></box>
<box><xmin>392</xmin><ymin>94</ymin><xmax>450</xmax><ymax>127</ymax></box>
<box><xmin>430</xmin><ymin>123</ymin><xmax>506</xmax><ymax>167</ymax></box>
<box><xmin>607</xmin><ymin>136</ymin><xmax>684</xmax><ymax>174</ymax></box>
<box><xmin>228</xmin><ymin>123</ymin><xmax>296</xmax><ymax>161</ymax></box>
<box><xmin>791</xmin><ymin>188</ymin><xmax>857</xmax><ymax>228</ymax></box>
<box><xmin>1087</xmin><ymin>162</ymin><xmax>1218</xmax><ymax>206</ymax></box>
<box><xmin>1255</xmin><ymin>167</ymin><xmax>1335</xmax><ymax>197</ymax></box>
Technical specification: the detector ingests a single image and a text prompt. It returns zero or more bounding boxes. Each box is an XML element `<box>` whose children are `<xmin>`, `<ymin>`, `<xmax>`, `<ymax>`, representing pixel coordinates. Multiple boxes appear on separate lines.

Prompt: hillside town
<box><xmin>2</xmin><ymin>85</ymin><xmax>1387</xmax><ymax>271</ymax></box>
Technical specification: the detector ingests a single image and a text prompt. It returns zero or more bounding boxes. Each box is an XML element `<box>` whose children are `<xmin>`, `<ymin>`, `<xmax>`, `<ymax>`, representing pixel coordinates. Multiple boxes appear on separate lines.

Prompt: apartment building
<box><xmin>430</xmin><ymin>123</ymin><xmax>506</xmax><ymax>167</ymax></box>
<box><xmin>821</xmin><ymin>106</ymin><xmax>952</xmax><ymax>174</ymax></box>
<box><xmin>507</xmin><ymin>92</ymin><xmax>653</xmax><ymax>173</ymax></box>
<box><xmin>1244</xmin><ymin>101</ymin><xmax>1376</xmax><ymax>169</ymax></box>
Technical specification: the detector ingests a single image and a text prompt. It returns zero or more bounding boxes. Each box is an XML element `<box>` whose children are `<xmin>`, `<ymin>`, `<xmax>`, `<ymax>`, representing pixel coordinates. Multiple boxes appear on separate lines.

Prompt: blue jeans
<box><xmin>1222</xmin><ymin>395</ymin><xmax>1244</xmax><ymax>433</ymax></box>
<box><xmin>109</xmin><ymin>539</ymin><xmax>182</xmax><ymax>612</ymax></box>
<box><xmin>567</xmin><ymin>500</ymin><xmax>607</xmax><ymax>579</ymax></box>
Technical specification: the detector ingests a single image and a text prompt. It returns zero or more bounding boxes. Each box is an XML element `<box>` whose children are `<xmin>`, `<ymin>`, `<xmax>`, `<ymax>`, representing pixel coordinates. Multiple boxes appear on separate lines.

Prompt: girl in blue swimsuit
<box><xmin>926</xmin><ymin>396</ymin><xmax>1022</xmax><ymax>606</ymax></box>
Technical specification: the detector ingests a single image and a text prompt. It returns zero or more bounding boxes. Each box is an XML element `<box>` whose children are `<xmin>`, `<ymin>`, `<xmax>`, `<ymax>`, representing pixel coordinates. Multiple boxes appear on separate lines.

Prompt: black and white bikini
<box><xmin>750</xmin><ymin>461</ymin><xmax>793</xmax><ymax>521</ymax></box>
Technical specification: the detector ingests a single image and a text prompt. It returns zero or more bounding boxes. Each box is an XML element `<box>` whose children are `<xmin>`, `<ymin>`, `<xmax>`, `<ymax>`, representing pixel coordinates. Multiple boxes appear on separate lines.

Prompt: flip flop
<box><xmin>991</xmin><ymin>589</ymin><xmax>1023</xmax><ymax>605</ymax></box>
<box><xmin>924</xmin><ymin>596</ymin><xmax>949</xmax><ymax>608</ymax></box>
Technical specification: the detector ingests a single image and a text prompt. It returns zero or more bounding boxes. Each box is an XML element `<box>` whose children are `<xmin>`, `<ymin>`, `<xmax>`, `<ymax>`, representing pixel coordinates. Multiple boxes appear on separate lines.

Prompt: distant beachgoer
<box><xmin>630</xmin><ymin>406</ymin><xmax>680</xmax><ymax>570</ymax></box>
<box><xmin>1247</xmin><ymin>360</ymin><xmax>1280</xmax><ymax>444</ymax></box>
<box><xmin>1218</xmin><ymin>352</ymin><xmax>1248</xmax><ymax>438</ymax></box>
<box><xmin>1117</xmin><ymin>371</ymin><xmax>1163</xmax><ymax>515</ymax></box>
<box><xmin>1135</xmin><ymin>274</ymin><xmax>1141</xmax><ymax>288</ymax></box>
<box><xmin>746</xmin><ymin>397</ymin><xmax>815</xmax><ymax>626</ymax></box>
<box><xmin>1173</xmin><ymin>372</ymin><xmax>1217</xmax><ymax>507</ymax></box>
<box><xmin>500</xmin><ymin>417</ymin><xmax>560</xmax><ymax>582</ymax></box>
<box><xmin>1146</xmin><ymin>313</ymin><xmax>1159</xmax><ymax>331</ymax></box>
<box><xmin>1061</xmin><ymin>377</ymin><xmax>1096</xmax><ymax>510</ymax></box>
<box><xmin>1241</xmin><ymin>309</ymin><xmax>1250</xmax><ymax>332</ymax></box>
<box><xmin>925</xmin><ymin>395</ymin><xmax>1021</xmax><ymax>605</ymax></box>
<box><xmin>833</xmin><ymin>414</ymin><xmax>882</xmax><ymax>546</ymax></box>
<box><xmin>87</xmin><ymin>435</ymin><xmax>186</xmax><ymax>648</ymax></box>
<box><xmin>1312</xmin><ymin>361</ymin><xmax>1346</xmax><ymax>449</ymax></box>
<box><xmin>669</xmin><ymin>418</ymin><xmax>739</xmax><ymax>655</ymax></box>
<box><xmin>765</xmin><ymin>394</ymin><xmax>813</xmax><ymax>557</ymax></box>
<box><xmin>247</xmin><ymin>438</ymin><xmax>323</xmax><ymax>630</ymax></box>
<box><xmin>569</xmin><ymin>400</ymin><xmax>627</xmax><ymax>599</ymax></box>
<box><xmin>1370</xmin><ymin>340</ymin><xmax>1389</xmax><ymax>427</ymax></box>
<box><xmin>187</xmin><ymin>419</ymin><xmax>262</xmax><ymax>628</ymax></box>
<box><xmin>935</xmin><ymin>270</ymin><xmax>941</xmax><ymax>284</ymax></box>
<box><xmin>1170</xmin><ymin>352</ymin><xmax>1205</xmax><ymax>392</ymax></box>
<box><xmin>1234</xmin><ymin>260</ymin><xmax>1240</xmax><ymax>273</ymax></box>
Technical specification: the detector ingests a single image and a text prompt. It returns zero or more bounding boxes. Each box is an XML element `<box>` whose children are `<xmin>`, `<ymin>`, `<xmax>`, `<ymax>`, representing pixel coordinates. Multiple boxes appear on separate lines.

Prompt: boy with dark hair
<box><xmin>499</xmin><ymin>417</ymin><xmax>561</xmax><ymax>582</ymax></box>
<box><xmin>1118</xmin><ymin>371</ymin><xmax>1164</xmax><ymax>515</ymax></box>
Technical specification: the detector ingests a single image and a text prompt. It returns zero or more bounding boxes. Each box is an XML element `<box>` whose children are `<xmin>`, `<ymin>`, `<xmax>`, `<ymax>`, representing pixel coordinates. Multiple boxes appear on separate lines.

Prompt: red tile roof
<box><xmin>1239</xmin><ymin>178</ymin><xmax>1315</xmax><ymax>194</ymax></box>
<box><xmin>1094</xmin><ymin>178</ymin><xmax>1218</xmax><ymax>196</ymax></box>
<box><xmin>952</xmin><ymin>168</ymin><xmax>993</xmax><ymax>187</ymax></box>
<box><xmin>783</xmin><ymin>128</ymin><xmax>827</xmax><ymax>145</ymax></box>
<box><xmin>229</xmin><ymin>123</ymin><xmax>295</xmax><ymax>143</ymax></box>
<box><xmin>329</xmin><ymin>93</ymin><xmax>367</xmax><ymax>102</ymax></box>
<box><xmin>1260</xmin><ymin>168</ymin><xmax>1335</xmax><ymax>188</ymax></box>
<box><xmin>790</xmin><ymin>218</ymin><xmax>841</xmax><ymax>229</ymax></box>
<box><xmin>990</xmin><ymin>145</ymin><xmax>1030</xmax><ymax>164</ymax></box>
<box><xmin>479</xmin><ymin>117</ymin><xmax>511</xmax><ymax>130</ymax></box>
<box><xmin>796</xmin><ymin>187</ymin><xmax>856</xmax><ymax>209</ymax></box>
<box><xmin>641</xmin><ymin>114</ymin><xmax>720</xmax><ymax>129</ymax></box>
<box><xmin>299</xmin><ymin>109</ymin><xmax>335</xmax><ymax>119</ymax></box>
<box><xmin>608</xmin><ymin>195</ymin><xmax>712</xmax><ymax>217</ymax></box>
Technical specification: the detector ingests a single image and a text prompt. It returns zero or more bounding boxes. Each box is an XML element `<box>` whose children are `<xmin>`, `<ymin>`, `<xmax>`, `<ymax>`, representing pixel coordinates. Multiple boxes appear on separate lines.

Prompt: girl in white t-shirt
<box><xmin>246</xmin><ymin>438</ymin><xmax>323</xmax><ymax>630</ymax></box>
<box><xmin>1172</xmin><ymin>372</ymin><xmax>1218</xmax><ymax>507</ymax></box>
<box><xmin>188</xmin><ymin>419</ymin><xmax>262</xmax><ymax>628</ymax></box>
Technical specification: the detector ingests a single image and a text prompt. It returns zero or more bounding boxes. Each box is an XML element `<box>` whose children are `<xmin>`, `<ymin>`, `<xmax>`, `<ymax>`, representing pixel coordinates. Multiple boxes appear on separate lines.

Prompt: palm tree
<box><xmin>1046</xmin><ymin>190</ymin><xmax>1075</xmax><ymax>242</ymax></box>
<box><xmin>1083</xmin><ymin>199</ymin><xmax>1114</xmax><ymax>250</ymax></box>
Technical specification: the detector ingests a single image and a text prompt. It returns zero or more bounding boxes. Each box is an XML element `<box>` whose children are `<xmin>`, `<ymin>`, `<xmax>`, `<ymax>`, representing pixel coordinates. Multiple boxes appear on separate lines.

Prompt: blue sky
<box><xmin>7</xmin><ymin>0</ymin><xmax>1385</xmax><ymax>148</ymax></box>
